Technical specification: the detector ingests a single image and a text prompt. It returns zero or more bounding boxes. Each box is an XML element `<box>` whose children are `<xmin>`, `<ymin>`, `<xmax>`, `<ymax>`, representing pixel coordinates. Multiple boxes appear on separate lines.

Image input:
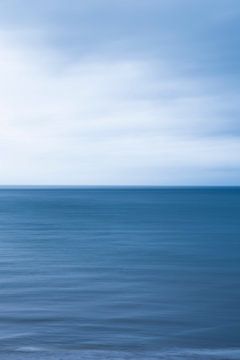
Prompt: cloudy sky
<box><xmin>0</xmin><ymin>0</ymin><xmax>240</xmax><ymax>185</ymax></box>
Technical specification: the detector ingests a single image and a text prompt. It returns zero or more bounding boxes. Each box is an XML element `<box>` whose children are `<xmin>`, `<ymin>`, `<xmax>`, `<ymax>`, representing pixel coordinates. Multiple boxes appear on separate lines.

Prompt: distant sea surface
<box><xmin>0</xmin><ymin>187</ymin><xmax>240</xmax><ymax>359</ymax></box>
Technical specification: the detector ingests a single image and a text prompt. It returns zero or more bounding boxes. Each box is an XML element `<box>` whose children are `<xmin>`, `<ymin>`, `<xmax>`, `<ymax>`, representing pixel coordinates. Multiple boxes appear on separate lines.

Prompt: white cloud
<box><xmin>0</xmin><ymin>33</ymin><xmax>239</xmax><ymax>185</ymax></box>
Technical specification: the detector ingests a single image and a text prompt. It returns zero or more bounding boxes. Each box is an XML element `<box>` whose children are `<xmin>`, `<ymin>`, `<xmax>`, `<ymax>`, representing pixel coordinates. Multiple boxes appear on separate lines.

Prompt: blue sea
<box><xmin>0</xmin><ymin>187</ymin><xmax>240</xmax><ymax>359</ymax></box>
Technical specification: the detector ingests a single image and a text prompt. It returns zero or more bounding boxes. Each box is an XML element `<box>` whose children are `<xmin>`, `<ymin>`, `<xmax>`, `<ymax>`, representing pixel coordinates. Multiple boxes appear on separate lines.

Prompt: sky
<box><xmin>0</xmin><ymin>0</ymin><xmax>240</xmax><ymax>185</ymax></box>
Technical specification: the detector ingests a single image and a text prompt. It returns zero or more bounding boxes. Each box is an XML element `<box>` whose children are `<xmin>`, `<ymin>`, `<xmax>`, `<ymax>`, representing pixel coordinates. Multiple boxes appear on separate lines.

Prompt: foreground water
<box><xmin>0</xmin><ymin>187</ymin><xmax>240</xmax><ymax>359</ymax></box>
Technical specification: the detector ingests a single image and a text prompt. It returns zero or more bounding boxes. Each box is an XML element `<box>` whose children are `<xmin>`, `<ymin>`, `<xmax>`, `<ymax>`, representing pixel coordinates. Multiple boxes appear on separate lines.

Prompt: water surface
<box><xmin>0</xmin><ymin>187</ymin><xmax>240</xmax><ymax>359</ymax></box>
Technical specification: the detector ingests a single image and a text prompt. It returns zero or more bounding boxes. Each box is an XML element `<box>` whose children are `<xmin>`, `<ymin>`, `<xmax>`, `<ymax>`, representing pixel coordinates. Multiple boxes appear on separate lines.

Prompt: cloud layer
<box><xmin>0</xmin><ymin>1</ymin><xmax>240</xmax><ymax>185</ymax></box>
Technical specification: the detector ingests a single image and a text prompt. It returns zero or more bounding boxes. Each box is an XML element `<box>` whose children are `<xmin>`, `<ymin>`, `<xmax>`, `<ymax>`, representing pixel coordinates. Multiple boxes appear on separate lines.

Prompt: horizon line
<box><xmin>0</xmin><ymin>185</ymin><xmax>240</xmax><ymax>189</ymax></box>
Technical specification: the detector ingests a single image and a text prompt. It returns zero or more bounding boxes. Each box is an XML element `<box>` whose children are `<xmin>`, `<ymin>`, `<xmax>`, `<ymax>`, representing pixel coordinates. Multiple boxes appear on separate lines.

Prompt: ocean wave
<box><xmin>1</xmin><ymin>348</ymin><xmax>240</xmax><ymax>360</ymax></box>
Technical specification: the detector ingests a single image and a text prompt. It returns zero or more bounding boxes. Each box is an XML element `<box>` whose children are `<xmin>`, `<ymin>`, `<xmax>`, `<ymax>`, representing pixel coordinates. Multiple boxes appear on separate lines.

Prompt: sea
<box><xmin>0</xmin><ymin>187</ymin><xmax>240</xmax><ymax>360</ymax></box>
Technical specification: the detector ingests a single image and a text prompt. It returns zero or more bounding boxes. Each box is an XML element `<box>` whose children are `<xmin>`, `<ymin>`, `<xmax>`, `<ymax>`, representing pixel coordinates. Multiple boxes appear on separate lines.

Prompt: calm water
<box><xmin>0</xmin><ymin>187</ymin><xmax>240</xmax><ymax>359</ymax></box>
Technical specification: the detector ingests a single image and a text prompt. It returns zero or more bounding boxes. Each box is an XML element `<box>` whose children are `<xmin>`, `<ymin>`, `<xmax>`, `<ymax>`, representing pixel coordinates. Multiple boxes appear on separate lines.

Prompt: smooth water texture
<box><xmin>0</xmin><ymin>187</ymin><xmax>240</xmax><ymax>359</ymax></box>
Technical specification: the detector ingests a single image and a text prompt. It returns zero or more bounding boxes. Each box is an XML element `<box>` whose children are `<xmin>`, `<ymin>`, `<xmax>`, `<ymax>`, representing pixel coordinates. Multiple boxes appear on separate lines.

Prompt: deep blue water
<box><xmin>0</xmin><ymin>187</ymin><xmax>240</xmax><ymax>359</ymax></box>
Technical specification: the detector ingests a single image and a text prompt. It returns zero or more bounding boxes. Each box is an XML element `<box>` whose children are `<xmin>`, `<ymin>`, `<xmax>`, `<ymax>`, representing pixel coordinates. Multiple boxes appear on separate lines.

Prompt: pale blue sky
<box><xmin>0</xmin><ymin>0</ymin><xmax>240</xmax><ymax>185</ymax></box>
